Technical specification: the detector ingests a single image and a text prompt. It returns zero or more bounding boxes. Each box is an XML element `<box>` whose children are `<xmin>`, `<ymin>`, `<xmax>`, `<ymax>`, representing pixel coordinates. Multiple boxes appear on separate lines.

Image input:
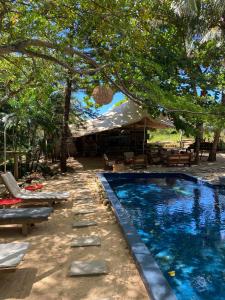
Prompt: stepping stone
<box><xmin>71</xmin><ymin>236</ymin><xmax>101</xmax><ymax>247</ymax></box>
<box><xmin>0</xmin><ymin>242</ymin><xmax>29</xmax><ymax>269</ymax></box>
<box><xmin>72</xmin><ymin>220</ymin><xmax>97</xmax><ymax>228</ymax></box>
<box><xmin>69</xmin><ymin>260</ymin><xmax>108</xmax><ymax>276</ymax></box>
<box><xmin>75</xmin><ymin>199</ymin><xmax>93</xmax><ymax>203</ymax></box>
<box><xmin>73</xmin><ymin>209</ymin><xmax>96</xmax><ymax>215</ymax></box>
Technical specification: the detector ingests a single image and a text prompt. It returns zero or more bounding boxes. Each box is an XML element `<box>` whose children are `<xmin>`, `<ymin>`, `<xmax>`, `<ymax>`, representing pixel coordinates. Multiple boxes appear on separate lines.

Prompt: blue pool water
<box><xmin>109</xmin><ymin>174</ymin><xmax>225</xmax><ymax>300</ymax></box>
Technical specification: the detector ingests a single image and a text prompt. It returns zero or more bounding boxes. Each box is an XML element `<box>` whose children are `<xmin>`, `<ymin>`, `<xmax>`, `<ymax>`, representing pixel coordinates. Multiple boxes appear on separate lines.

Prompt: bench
<box><xmin>0</xmin><ymin>207</ymin><xmax>53</xmax><ymax>235</ymax></box>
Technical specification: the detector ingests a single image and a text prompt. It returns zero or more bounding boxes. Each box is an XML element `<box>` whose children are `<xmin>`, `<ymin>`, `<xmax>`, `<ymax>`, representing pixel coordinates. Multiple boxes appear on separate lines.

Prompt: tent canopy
<box><xmin>69</xmin><ymin>100</ymin><xmax>173</xmax><ymax>138</ymax></box>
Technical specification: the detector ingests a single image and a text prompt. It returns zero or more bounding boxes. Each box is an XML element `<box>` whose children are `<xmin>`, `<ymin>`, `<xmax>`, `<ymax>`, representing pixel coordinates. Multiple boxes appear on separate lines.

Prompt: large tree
<box><xmin>1</xmin><ymin>0</ymin><xmax>225</xmax><ymax>168</ymax></box>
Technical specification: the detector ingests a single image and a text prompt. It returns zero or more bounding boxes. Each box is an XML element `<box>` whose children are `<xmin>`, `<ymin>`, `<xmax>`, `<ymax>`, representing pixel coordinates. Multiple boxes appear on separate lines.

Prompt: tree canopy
<box><xmin>1</xmin><ymin>0</ymin><xmax>225</xmax><ymax>166</ymax></box>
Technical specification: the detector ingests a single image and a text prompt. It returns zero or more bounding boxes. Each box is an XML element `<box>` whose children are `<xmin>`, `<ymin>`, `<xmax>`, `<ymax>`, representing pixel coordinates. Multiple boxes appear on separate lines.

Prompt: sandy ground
<box><xmin>1</xmin><ymin>153</ymin><xmax>225</xmax><ymax>300</ymax></box>
<box><xmin>0</xmin><ymin>158</ymin><xmax>148</xmax><ymax>300</ymax></box>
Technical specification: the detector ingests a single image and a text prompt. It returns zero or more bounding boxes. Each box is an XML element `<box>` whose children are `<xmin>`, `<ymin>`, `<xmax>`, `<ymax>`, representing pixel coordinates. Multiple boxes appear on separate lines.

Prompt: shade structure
<box><xmin>69</xmin><ymin>100</ymin><xmax>173</xmax><ymax>138</ymax></box>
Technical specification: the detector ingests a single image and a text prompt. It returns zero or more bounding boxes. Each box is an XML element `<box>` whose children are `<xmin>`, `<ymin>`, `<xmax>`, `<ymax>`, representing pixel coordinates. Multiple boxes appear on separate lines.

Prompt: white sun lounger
<box><xmin>0</xmin><ymin>242</ymin><xmax>29</xmax><ymax>270</ymax></box>
<box><xmin>1</xmin><ymin>172</ymin><xmax>69</xmax><ymax>206</ymax></box>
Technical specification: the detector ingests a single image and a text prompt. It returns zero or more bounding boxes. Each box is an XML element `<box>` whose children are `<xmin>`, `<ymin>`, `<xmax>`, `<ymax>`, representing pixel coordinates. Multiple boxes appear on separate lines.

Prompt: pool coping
<box><xmin>98</xmin><ymin>172</ymin><xmax>223</xmax><ymax>300</ymax></box>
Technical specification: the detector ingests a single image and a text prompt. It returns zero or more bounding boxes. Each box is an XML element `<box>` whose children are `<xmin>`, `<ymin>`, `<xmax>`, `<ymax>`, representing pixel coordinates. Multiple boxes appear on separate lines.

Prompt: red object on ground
<box><xmin>0</xmin><ymin>198</ymin><xmax>22</xmax><ymax>206</ymax></box>
<box><xmin>24</xmin><ymin>184</ymin><xmax>43</xmax><ymax>191</ymax></box>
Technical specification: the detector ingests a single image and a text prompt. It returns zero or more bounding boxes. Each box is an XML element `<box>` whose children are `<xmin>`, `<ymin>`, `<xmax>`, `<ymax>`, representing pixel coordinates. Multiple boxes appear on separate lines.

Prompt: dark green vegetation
<box><xmin>1</xmin><ymin>0</ymin><xmax>225</xmax><ymax>172</ymax></box>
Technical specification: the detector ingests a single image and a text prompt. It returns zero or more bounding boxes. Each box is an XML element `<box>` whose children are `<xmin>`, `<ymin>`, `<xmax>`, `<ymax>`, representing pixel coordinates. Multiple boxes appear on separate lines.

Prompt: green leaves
<box><xmin>0</xmin><ymin>0</ymin><xmax>225</xmax><ymax>143</ymax></box>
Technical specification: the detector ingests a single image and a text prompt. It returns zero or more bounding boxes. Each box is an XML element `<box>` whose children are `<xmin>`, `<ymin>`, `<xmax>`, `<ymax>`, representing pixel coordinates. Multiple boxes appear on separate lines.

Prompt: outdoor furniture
<box><xmin>24</xmin><ymin>183</ymin><xmax>43</xmax><ymax>191</ymax></box>
<box><xmin>124</xmin><ymin>152</ymin><xmax>134</xmax><ymax>164</ymax></box>
<box><xmin>0</xmin><ymin>242</ymin><xmax>29</xmax><ymax>270</ymax></box>
<box><xmin>133</xmin><ymin>154</ymin><xmax>147</xmax><ymax>169</ymax></box>
<box><xmin>0</xmin><ymin>207</ymin><xmax>53</xmax><ymax>235</ymax></box>
<box><xmin>1</xmin><ymin>172</ymin><xmax>69</xmax><ymax>206</ymax></box>
<box><xmin>113</xmin><ymin>162</ymin><xmax>126</xmax><ymax>172</ymax></box>
<box><xmin>146</xmin><ymin>145</ymin><xmax>164</xmax><ymax>164</ymax></box>
<box><xmin>103</xmin><ymin>154</ymin><xmax>115</xmax><ymax>170</ymax></box>
<box><xmin>164</xmin><ymin>153</ymin><xmax>192</xmax><ymax>166</ymax></box>
<box><xmin>0</xmin><ymin>198</ymin><xmax>22</xmax><ymax>208</ymax></box>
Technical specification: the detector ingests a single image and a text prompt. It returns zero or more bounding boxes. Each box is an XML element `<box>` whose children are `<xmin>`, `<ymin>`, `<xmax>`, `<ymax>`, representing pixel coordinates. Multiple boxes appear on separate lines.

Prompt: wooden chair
<box><xmin>124</xmin><ymin>152</ymin><xmax>134</xmax><ymax>164</ymax></box>
<box><xmin>103</xmin><ymin>154</ymin><xmax>115</xmax><ymax>170</ymax></box>
<box><xmin>133</xmin><ymin>154</ymin><xmax>148</xmax><ymax>169</ymax></box>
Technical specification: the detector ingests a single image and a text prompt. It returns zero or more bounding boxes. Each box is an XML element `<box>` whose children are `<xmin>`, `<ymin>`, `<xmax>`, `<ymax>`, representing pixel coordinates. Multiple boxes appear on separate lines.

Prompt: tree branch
<box><xmin>19</xmin><ymin>48</ymin><xmax>75</xmax><ymax>72</ymax></box>
<box><xmin>165</xmin><ymin>108</ymin><xmax>223</xmax><ymax>116</ymax></box>
<box><xmin>0</xmin><ymin>39</ymin><xmax>108</xmax><ymax>75</ymax></box>
<box><xmin>0</xmin><ymin>77</ymin><xmax>34</xmax><ymax>105</ymax></box>
<box><xmin>13</xmin><ymin>39</ymin><xmax>98</xmax><ymax>66</ymax></box>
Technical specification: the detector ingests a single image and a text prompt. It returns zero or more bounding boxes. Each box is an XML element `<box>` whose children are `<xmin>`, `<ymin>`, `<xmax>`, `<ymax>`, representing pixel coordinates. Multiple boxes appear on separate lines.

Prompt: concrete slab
<box><xmin>0</xmin><ymin>242</ymin><xmax>29</xmax><ymax>269</ymax></box>
<box><xmin>72</xmin><ymin>220</ymin><xmax>97</xmax><ymax>228</ymax></box>
<box><xmin>73</xmin><ymin>209</ymin><xmax>96</xmax><ymax>215</ymax></box>
<box><xmin>71</xmin><ymin>236</ymin><xmax>101</xmax><ymax>247</ymax></box>
<box><xmin>69</xmin><ymin>260</ymin><xmax>108</xmax><ymax>276</ymax></box>
<box><xmin>75</xmin><ymin>196</ymin><xmax>93</xmax><ymax>200</ymax></box>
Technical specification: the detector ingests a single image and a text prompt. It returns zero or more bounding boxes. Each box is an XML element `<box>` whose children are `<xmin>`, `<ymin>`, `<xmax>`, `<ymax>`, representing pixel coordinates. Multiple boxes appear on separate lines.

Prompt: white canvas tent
<box><xmin>69</xmin><ymin>100</ymin><xmax>173</xmax><ymax>137</ymax></box>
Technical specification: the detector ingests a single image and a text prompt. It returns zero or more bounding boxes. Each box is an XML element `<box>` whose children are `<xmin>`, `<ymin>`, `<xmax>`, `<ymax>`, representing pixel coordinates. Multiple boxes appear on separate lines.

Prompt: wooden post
<box><xmin>22</xmin><ymin>223</ymin><xmax>28</xmax><ymax>236</ymax></box>
<box><xmin>143</xmin><ymin>118</ymin><xmax>146</xmax><ymax>154</ymax></box>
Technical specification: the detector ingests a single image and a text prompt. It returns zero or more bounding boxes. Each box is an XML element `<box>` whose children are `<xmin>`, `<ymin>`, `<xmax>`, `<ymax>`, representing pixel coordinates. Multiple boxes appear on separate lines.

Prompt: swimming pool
<box><xmin>99</xmin><ymin>173</ymin><xmax>225</xmax><ymax>300</ymax></box>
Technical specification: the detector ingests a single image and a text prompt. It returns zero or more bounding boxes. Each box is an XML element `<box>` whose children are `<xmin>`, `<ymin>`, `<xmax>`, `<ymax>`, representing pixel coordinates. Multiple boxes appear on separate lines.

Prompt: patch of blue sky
<box><xmin>178</xmin><ymin>67</ymin><xmax>222</xmax><ymax>100</ymax></box>
<box><xmin>73</xmin><ymin>90</ymin><xmax>125</xmax><ymax>115</ymax></box>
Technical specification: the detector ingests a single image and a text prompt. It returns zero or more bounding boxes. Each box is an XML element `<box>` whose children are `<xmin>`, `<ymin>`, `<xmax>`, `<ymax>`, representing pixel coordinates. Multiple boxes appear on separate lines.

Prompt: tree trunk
<box><xmin>60</xmin><ymin>78</ymin><xmax>72</xmax><ymax>172</ymax></box>
<box><xmin>208</xmin><ymin>129</ymin><xmax>221</xmax><ymax>162</ymax></box>
<box><xmin>194</xmin><ymin>122</ymin><xmax>203</xmax><ymax>164</ymax></box>
<box><xmin>207</xmin><ymin>91</ymin><xmax>225</xmax><ymax>162</ymax></box>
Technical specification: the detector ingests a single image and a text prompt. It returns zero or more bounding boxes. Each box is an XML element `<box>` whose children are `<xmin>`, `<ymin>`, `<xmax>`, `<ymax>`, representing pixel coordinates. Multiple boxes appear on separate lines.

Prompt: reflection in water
<box><xmin>111</xmin><ymin>176</ymin><xmax>225</xmax><ymax>300</ymax></box>
<box><xmin>165</xmin><ymin>177</ymin><xmax>177</xmax><ymax>187</ymax></box>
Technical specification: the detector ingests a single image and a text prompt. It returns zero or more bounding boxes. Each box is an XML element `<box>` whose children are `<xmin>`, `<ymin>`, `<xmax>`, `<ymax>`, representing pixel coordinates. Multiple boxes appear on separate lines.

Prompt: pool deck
<box><xmin>0</xmin><ymin>158</ymin><xmax>148</xmax><ymax>300</ymax></box>
<box><xmin>1</xmin><ymin>154</ymin><xmax>225</xmax><ymax>299</ymax></box>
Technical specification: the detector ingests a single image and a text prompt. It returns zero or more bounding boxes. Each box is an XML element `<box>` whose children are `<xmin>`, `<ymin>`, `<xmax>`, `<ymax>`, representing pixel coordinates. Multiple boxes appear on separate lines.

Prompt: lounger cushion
<box><xmin>0</xmin><ymin>207</ymin><xmax>53</xmax><ymax>220</ymax></box>
<box><xmin>0</xmin><ymin>242</ymin><xmax>29</xmax><ymax>268</ymax></box>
